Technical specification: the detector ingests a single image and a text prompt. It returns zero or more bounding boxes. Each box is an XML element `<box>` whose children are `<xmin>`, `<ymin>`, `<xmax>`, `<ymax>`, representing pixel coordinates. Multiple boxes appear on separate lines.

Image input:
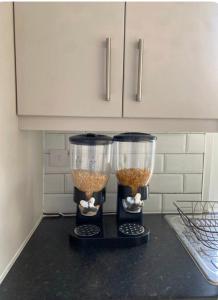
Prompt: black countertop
<box><xmin>0</xmin><ymin>215</ymin><xmax>218</xmax><ymax>300</ymax></box>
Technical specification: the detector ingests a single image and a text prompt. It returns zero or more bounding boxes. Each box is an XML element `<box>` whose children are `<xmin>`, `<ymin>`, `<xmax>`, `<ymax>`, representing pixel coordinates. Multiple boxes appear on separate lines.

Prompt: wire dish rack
<box><xmin>174</xmin><ymin>201</ymin><xmax>218</xmax><ymax>250</ymax></box>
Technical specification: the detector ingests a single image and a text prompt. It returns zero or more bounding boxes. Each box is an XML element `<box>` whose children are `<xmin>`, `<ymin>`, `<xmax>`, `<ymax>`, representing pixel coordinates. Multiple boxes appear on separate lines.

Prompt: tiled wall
<box><xmin>43</xmin><ymin>132</ymin><xmax>205</xmax><ymax>214</ymax></box>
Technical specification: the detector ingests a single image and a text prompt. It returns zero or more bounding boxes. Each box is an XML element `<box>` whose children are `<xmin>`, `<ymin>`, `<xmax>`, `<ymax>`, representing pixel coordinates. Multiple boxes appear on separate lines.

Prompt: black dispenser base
<box><xmin>69</xmin><ymin>216</ymin><xmax>150</xmax><ymax>248</ymax></box>
<box><xmin>70</xmin><ymin>185</ymin><xmax>151</xmax><ymax>248</ymax></box>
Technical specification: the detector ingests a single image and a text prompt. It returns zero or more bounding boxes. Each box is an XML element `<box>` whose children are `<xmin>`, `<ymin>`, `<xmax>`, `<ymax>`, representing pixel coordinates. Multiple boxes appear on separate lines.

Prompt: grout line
<box><xmin>161</xmin><ymin>194</ymin><xmax>163</xmax><ymax>213</ymax></box>
<box><xmin>46</xmin><ymin>172</ymin><xmax>203</xmax><ymax>175</ymax></box>
<box><xmin>64</xmin><ymin>174</ymin><xmax>66</xmax><ymax>194</ymax></box>
<box><xmin>201</xmin><ymin>152</ymin><xmax>205</xmax><ymax>201</ymax></box>
<box><xmin>44</xmin><ymin>151</ymin><xmax>205</xmax><ymax>155</ymax></box>
<box><xmin>45</xmin><ymin>132</ymin><xmax>205</xmax><ymax>135</ymax></box>
<box><xmin>43</xmin><ymin>151</ymin><xmax>205</xmax><ymax>155</ymax></box>
<box><xmin>160</xmin><ymin>153</ymin><xmax>164</xmax><ymax>173</ymax></box>
<box><xmin>64</xmin><ymin>134</ymin><xmax>68</xmax><ymax>150</ymax></box>
<box><xmin>163</xmin><ymin>154</ymin><xmax>166</xmax><ymax>173</ymax></box>
<box><xmin>44</xmin><ymin>192</ymin><xmax>202</xmax><ymax>196</ymax></box>
<box><xmin>182</xmin><ymin>174</ymin><xmax>185</xmax><ymax>193</ymax></box>
<box><xmin>153</xmin><ymin>173</ymin><xmax>203</xmax><ymax>175</ymax></box>
<box><xmin>185</xmin><ymin>133</ymin><xmax>188</xmax><ymax>153</ymax></box>
<box><xmin>156</xmin><ymin>152</ymin><xmax>204</xmax><ymax>155</ymax></box>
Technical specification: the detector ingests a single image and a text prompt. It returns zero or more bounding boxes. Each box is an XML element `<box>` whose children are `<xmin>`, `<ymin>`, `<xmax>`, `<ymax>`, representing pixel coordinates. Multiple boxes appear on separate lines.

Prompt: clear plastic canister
<box><xmin>69</xmin><ymin>133</ymin><xmax>112</xmax><ymax>200</ymax></box>
<box><xmin>113</xmin><ymin>132</ymin><xmax>156</xmax><ymax>196</ymax></box>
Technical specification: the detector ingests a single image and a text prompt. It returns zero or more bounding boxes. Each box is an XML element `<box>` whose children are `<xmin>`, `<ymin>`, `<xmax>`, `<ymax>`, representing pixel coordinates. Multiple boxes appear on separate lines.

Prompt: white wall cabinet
<box><xmin>15</xmin><ymin>3</ymin><xmax>218</xmax><ymax>131</ymax></box>
<box><xmin>15</xmin><ymin>3</ymin><xmax>124</xmax><ymax>117</ymax></box>
<box><xmin>124</xmin><ymin>3</ymin><xmax>218</xmax><ymax>119</ymax></box>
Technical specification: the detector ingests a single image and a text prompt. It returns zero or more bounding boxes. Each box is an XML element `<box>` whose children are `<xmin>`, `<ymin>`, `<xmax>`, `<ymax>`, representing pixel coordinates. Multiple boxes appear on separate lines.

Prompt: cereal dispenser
<box><xmin>113</xmin><ymin>132</ymin><xmax>156</xmax><ymax>241</ymax></box>
<box><xmin>69</xmin><ymin>133</ymin><xmax>112</xmax><ymax>240</ymax></box>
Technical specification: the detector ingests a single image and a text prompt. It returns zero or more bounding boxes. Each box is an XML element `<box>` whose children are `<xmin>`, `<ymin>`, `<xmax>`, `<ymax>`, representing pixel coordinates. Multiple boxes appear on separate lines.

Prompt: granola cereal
<box><xmin>72</xmin><ymin>169</ymin><xmax>108</xmax><ymax>199</ymax></box>
<box><xmin>116</xmin><ymin>168</ymin><xmax>151</xmax><ymax>196</ymax></box>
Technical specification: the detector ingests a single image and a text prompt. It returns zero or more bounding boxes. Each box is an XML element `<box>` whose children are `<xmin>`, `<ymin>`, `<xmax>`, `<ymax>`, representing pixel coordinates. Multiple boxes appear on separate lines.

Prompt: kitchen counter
<box><xmin>0</xmin><ymin>215</ymin><xmax>218</xmax><ymax>300</ymax></box>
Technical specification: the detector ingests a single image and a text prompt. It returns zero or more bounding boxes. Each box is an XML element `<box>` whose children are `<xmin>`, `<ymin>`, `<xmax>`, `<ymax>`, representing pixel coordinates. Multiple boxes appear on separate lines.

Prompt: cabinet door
<box><xmin>124</xmin><ymin>3</ymin><xmax>218</xmax><ymax>118</ymax></box>
<box><xmin>15</xmin><ymin>3</ymin><xmax>124</xmax><ymax>117</ymax></box>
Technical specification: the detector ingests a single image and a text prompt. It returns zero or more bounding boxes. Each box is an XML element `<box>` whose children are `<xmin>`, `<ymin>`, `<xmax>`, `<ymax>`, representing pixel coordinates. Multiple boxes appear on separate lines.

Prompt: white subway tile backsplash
<box><xmin>162</xmin><ymin>194</ymin><xmax>202</xmax><ymax>213</ymax></box>
<box><xmin>65</xmin><ymin>174</ymin><xmax>73</xmax><ymax>194</ymax></box>
<box><xmin>143</xmin><ymin>194</ymin><xmax>162</xmax><ymax>213</ymax></box>
<box><xmin>49</xmin><ymin>149</ymin><xmax>69</xmax><ymax>168</ymax></box>
<box><xmin>44</xmin><ymin>194</ymin><xmax>76</xmax><ymax>213</ymax></box>
<box><xmin>165</xmin><ymin>154</ymin><xmax>203</xmax><ymax>173</ymax></box>
<box><xmin>149</xmin><ymin>174</ymin><xmax>183</xmax><ymax>193</ymax></box>
<box><xmin>43</xmin><ymin>132</ymin><xmax>205</xmax><ymax>214</ymax></box>
<box><xmin>44</xmin><ymin>174</ymin><xmax>65</xmax><ymax>194</ymax></box>
<box><xmin>184</xmin><ymin>174</ymin><xmax>202</xmax><ymax>193</ymax></box>
<box><xmin>155</xmin><ymin>134</ymin><xmax>186</xmax><ymax>154</ymax></box>
<box><xmin>186</xmin><ymin>134</ymin><xmax>205</xmax><ymax>153</ymax></box>
<box><xmin>44</xmin><ymin>154</ymin><xmax>71</xmax><ymax>174</ymax></box>
<box><xmin>45</xmin><ymin>133</ymin><xmax>65</xmax><ymax>152</ymax></box>
<box><xmin>154</xmin><ymin>154</ymin><xmax>164</xmax><ymax>173</ymax></box>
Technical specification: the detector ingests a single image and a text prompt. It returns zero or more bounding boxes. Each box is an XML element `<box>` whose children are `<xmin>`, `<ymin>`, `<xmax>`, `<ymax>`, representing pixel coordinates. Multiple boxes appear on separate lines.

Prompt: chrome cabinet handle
<box><xmin>136</xmin><ymin>39</ymin><xmax>144</xmax><ymax>102</ymax></box>
<box><xmin>106</xmin><ymin>37</ymin><xmax>111</xmax><ymax>101</ymax></box>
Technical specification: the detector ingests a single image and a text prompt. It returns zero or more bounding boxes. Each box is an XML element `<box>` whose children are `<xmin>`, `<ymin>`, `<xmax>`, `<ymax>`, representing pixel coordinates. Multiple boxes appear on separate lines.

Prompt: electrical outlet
<box><xmin>49</xmin><ymin>149</ymin><xmax>69</xmax><ymax>167</ymax></box>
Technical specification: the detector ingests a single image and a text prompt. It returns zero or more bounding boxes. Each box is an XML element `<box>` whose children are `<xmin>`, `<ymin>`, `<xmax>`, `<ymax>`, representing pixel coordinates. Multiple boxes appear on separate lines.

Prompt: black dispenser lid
<box><xmin>69</xmin><ymin>133</ymin><xmax>113</xmax><ymax>145</ymax></box>
<box><xmin>113</xmin><ymin>132</ymin><xmax>157</xmax><ymax>142</ymax></box>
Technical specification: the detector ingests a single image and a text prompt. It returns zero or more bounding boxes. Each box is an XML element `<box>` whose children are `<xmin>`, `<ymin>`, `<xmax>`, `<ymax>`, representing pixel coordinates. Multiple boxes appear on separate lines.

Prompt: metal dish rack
<box><xmin>174</xmin><ymin>201</ymin><xmax>218</xmax><ymax>250</ymax></box>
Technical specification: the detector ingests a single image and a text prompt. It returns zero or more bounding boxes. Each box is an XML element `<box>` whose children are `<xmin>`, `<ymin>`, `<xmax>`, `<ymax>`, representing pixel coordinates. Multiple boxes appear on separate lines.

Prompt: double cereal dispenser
<box><xmin>69</xmin><ymin>132</ymin><xmax>156</xmax><ymax>247</ymax></box>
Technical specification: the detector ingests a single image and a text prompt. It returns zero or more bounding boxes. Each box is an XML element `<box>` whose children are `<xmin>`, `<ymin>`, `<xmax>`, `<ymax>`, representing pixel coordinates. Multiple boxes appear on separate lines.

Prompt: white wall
<box><xmin>0</xmin><ymin>4</ymin><xmax>43</xmax><ymax>283</ymax></box>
